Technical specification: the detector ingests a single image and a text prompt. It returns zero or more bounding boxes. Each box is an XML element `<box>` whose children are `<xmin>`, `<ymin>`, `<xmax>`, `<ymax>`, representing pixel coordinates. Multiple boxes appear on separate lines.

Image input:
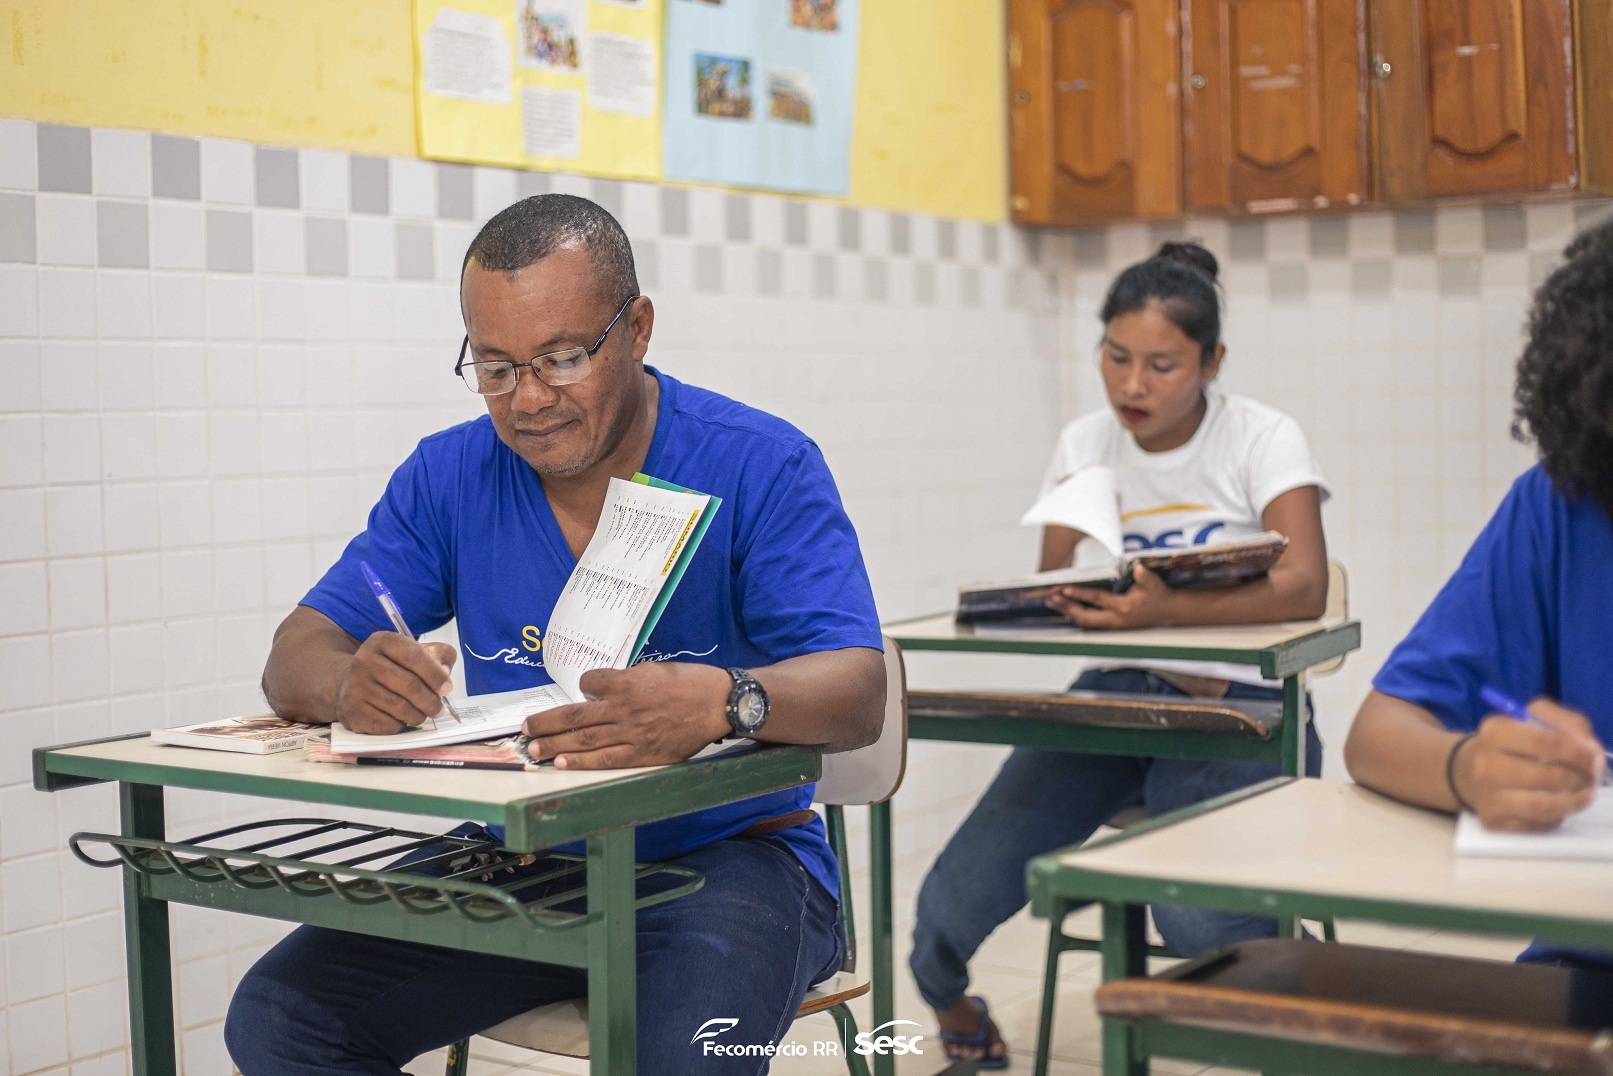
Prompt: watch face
<box><xmin>736</xmin><ymin>689</ymin><xmax>767</xmax><ymax>730</ymax></box>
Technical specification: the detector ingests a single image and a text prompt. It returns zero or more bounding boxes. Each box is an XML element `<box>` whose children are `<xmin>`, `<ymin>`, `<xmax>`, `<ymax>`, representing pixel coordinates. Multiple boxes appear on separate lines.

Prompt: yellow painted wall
<box><xmin>0</xmin><ymin>0</ymin><xmax>1007</xmax><ymax>220</ymax></box>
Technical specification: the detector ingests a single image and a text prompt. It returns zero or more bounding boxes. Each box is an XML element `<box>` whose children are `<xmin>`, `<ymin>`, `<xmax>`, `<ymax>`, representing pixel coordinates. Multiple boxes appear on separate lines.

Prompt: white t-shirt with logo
<box><xmin>1038</xmin><ymin>388</ymin><xmax>1329</xmax><ymax>685</ymax></box>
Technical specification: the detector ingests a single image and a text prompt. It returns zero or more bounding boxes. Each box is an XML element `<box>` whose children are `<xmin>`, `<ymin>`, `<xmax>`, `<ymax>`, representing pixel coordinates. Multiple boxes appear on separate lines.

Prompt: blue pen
<box><xmin>1481</xmin><ymin>686</ymin><xmax>1612</xmax><ymax>775</ymax></box>
<box><xmin>360</xmin><ymin>561</ymin><xmax>461</xmax><ymax>724</ymax></box>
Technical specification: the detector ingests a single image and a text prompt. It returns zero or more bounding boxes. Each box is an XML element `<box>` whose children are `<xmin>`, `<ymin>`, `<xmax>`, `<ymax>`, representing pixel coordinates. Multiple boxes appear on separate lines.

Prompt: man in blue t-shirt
<box><xmin>1345</xmin><ymin>219</ymin><xmax>1613</xmax><ymax>970</ymax></box>
<box><xmin>224</xmin><ymin>195</ymin><xmax>886</xmax><ymax>1074</ymax></box>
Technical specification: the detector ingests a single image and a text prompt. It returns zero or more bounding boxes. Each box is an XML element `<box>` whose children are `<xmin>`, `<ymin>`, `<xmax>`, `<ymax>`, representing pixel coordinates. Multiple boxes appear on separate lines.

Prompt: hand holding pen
<box><xmin>328</xmin><ymin>561</ymin><xmax>463</xmax><ymax>736</ymax></box>
<box><xmin>1446</xmin><ymin>687</ymin><xmax>1608</xmax><ymax>832</ymax></box>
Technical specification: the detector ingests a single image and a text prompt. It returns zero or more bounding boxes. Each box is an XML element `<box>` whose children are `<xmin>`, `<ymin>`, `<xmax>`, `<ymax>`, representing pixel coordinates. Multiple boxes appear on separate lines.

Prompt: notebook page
<box><xmin>329</xmin><ymin>683</ymin><xmax>569</xmax><ymax>754</ymax></box>
<box><xmin>1455</xmin><ymin>786</ymin><xmax>1613</xmax><ymax>861</ymax></box>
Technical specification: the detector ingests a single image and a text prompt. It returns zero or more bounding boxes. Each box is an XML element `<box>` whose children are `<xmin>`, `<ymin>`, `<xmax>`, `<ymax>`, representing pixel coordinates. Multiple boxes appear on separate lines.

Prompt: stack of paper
<box><xmin>1455</xmin><ymin>787</ymin><xmax>1613</xmax><ymax>861</ymax></box>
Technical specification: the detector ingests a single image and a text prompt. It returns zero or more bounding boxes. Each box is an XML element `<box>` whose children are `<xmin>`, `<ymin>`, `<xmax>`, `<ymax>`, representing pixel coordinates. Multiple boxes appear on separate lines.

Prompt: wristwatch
<box><xmin>724</xmin><ymin>668</ymin><xmax>770</xmax><ymax>738</ymax></box>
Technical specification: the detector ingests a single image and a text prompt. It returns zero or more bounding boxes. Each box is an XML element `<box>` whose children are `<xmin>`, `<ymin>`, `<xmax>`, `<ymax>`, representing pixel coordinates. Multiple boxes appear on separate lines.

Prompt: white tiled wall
<box><xmin>2</xmin><ymin>114</ymin><xmax>1609</xmax><ymax>1073</ymax></box>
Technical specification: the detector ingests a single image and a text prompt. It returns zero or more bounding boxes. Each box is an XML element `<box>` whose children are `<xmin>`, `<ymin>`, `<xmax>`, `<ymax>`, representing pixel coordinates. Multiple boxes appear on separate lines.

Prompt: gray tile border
<box><xmin>206</xmin><ymin>209</ymin><xmax>254</xmax><ymax>273</ymax></box>
<box><xmin>437</xmin><ymin>164</ymin><xmax>475</xmax><ymax>219</ymax></box>
<box><xmin>1394</xmin><ymin>210</ymin><xmax>1436</xmax><ymax>255</ymax></box>
<box><xmin>784</xmin><ymin>202</ymin><xmax>808</xmax><ymax>246</ymax></box>
<box><xmin>694</xmin><ymin>243</ymin><xmax>722</xmax><ymax>292</ymax></box>
<box><xmin>589</xmin><ymin>178</ymin><xmax>624</xmax><ymax>220</ymax></box>
<box><xmin>723</xmin><ymin>194</ymin><xmax>751</xmax><ymax>242</ymax></box>
<box><xmin>1528</xmin><ymin>252</ymin><xmax>1559</xmax><ymax>290</ymax></box>
<box><xmin>348</xmin><ymin>155</ymin><xmax>390</xmax><ymax>215</ymax></box>
<box><xmin>1481</xmin><ymin>205</ymin><xmax>1526</xmax><ymax>251</ymax></box>
<box><xmin>96</xmin><ymin>201</ymin><xmax>149</xmax><ymax>269</ymax></box>
<box><xmin>960</xmin><ymin>265</ymin><xmax>981</xmax><ymax>307</ymax></box>
<box><xmin>1073</xmin><ymin>229</ymin><xmax>1107</xmax><ymax>269</ymax></box>
<box><xmin>1269</xmin><ymin>262</ymin><xmax>1308</xmax><ymax>304</ymax></box>
<box><xmin>517</xmin><ymin>170</ymin><xmax>551</xmax><ymax>199</ymax></box>
<box><xmin>864</xmin><ymin>257</ymin><xmax>887</xmax><ymax>302</ymax></box>
<box><xmin>812</xmin><ymin>253</ymin><xmax>835</xmax><ymax>298</ymax></box>
<box><xmin>395</xmin><ymin>221</ymin><xmax>435</xmax><ymax>280</ymax></box>
<box><xmin>914</xmin><ymin>262</ymin><xmax>936</xmax><ymax>305</ymax></box>
<box><xmin>888</xmin><ymin>213</ymin><xmax>911</xmax><ymax>256</ymax></box>
<box><xmin>254</xmin><ymin>147</ymin><xmax>300</xmax><ymax>209</ymax></box>
<box><xmin>1436</xmin><ymin>255</ymin><xmax>1482</xmax><ymax>296</ymax></box>
<box><xmin>1309</xmin><ymin>216</ymin><xmax>1349</xmax><ymax>259</ymax></box>
<box><xmin>37</xmin><ymin>124</ymin><xmax>92</xmax><ymax>194</ymax></box>
<box><xmin>304</xmin><ymin>216</ymin><xmax>348</xmax><ymax>277</ymax></box>
<box><xmin>1005</xmin><ymin>267</ymin><xmax>1026</xmax><ymax>308</ymax></box>
<box><xmin>756</xmin><ymin>248</ymin><xmax>782</xmax><ymax>295</ymax></box>
<box><xmin>1350</xmin><ymin>258</ymin><xmax>1393</xmax><ymax>299</ymax></box>
<box><xmin>1148</xmin><ymin>219</ymin><xmax>1186</xmax><ymax>246</ymax></box>
<box><xmin>151</xmin><ymin>135</ymin><xmax>201</xmax><ymax>200</ymax></box>
<box><xmin>660</xmin><ymin>187</ymin><xmax>689</xmax><ymax>237</ymax></box>
<box><xmin>0</xmin><ymin>193</ymin><xmax>37</xmax><ymax>263</ymax></box>
<box><xmin>1575</xmin><ymin>200</ymin><xmax>1613</xmax><ymax>232</ymax></box>
<box><xmin>837</xmin><ymin>207</ymin><xmax>860</xmax><ymax>252</ymax></box>
<box><xmin>632</xmin><ymin>238</ymin><xmax>659</xmax><ymax>290</ymax></box>
<box><xmin>1229</xmin><ymin>219</ymin><xmax>1265</xmax><ymax>262</ymax></box>
<box><xmin>981</xmin><ymin>224</ymin><xmax>1001</xmax><ymax>264</ymax></box>
<box><xmin>936</xmin><ymin>219</ymin><xmax>957</xmax><ymax>259</ymax></box>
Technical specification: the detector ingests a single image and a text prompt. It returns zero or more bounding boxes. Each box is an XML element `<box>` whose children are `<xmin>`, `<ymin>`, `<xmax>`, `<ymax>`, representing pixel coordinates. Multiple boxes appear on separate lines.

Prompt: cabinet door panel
<box><xmin>1009</xmin><ymin>0</ymin><xmax>1181</xmax><ymax>224</ymax></box>
<box><xmin>1186</xmin><ymin>0</ymin><xmax>1367</xmax><ymax>214</ymax></box>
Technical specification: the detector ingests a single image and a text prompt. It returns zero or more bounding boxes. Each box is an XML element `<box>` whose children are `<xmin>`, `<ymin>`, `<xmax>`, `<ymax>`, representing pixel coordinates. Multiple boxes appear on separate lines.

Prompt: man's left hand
<box><xmin>523</xmin><ymin>662</ymin><xmax>733</xmax><ymax>769</ymax></box>
<box><xmin>1048</xmin><ymin>563</ymin><xmax>1179</xmax><ymax>631</ymax></box>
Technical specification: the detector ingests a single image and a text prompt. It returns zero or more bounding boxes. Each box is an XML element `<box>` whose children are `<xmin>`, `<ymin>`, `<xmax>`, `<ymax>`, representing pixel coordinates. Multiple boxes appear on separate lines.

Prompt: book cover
<box><xmin>150</xmin><ymin>715</ymin><xmax>324</xmax><ymax>755</ymax></box>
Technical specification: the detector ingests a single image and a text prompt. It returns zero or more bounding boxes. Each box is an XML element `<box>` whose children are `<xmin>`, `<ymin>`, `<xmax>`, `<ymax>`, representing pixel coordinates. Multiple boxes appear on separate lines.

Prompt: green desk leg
<box><xmin>588</xmin><ymin>828</ymin><xmax>637</xmax><ymax>1075</ymax></box>
<box><xmin>1099</xmin><ymin>902</ymin><xmax>1146</xmax><ymax>1076</ymax></box>
<box><xmin>869</xmin><ymin>798</ymin><xmax>895</xmax><ymax>1076</ymax></box>
<box><xmin>1279</xmin><ymin>674</ymin><xmax>1308</xmax><ymax>939</ymax></box>
<box><xmin>121</xmin><ymin>782</ymin><xmax>176</xmax><ymax>1076</ymax></box>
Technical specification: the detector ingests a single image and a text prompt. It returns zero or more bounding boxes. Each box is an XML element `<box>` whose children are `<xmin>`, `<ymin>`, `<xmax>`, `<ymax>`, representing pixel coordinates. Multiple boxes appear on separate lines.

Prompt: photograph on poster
<box><xmin>695</xmin><ymin>53</ymin><xmax>752</xmax><ymax>118</ymax></box>
<box><xmin>767</xmin><ymin>68</ymin><xmax>814</xmax><ymax>124</ymax></box>
<box><xmin>518</xmin><ymin>0</ymin><xmax>584</xmax><ymax>70</ymax></box>
<box><xmin>789</xmin><ymin>0</ymin><xmax>838</xmax><ymax>31</ymax></box>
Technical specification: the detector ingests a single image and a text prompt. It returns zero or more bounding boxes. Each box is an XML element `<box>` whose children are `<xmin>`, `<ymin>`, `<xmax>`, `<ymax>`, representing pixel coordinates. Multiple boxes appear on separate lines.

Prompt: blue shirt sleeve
<box><xmin>732</xmin><ymin>441</ymin><xmax>884</xmax><ymax>661</ymax></box>
<box><xmin>1372</xmin><ymin>468</ymin><xmax>1557</xmax><ymax>733</ymax></box>
<box><xmin>300</xmin><ymin>447</ymin><xmax>456</xmax><ymax>643</ymax></box>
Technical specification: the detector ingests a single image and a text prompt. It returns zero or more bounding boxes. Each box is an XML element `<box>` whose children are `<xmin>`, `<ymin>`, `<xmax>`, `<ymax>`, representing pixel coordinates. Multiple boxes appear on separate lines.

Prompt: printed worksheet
<box><xmin>329</xmin><ymin>683</ymin><xmax>570</xmax><ymax>754</ymax></box>
<box><xmin>543</xmin><ymin>477</ymin><xmax>712</xmax><ymax>700</ymax></box>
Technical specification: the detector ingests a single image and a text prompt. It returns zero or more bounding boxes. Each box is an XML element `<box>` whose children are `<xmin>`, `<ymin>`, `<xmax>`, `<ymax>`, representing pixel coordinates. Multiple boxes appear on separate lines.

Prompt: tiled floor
<box><xmin>399</xmin><ymin>841</ymin><xmax>1529</xmax><ymax>1076</ymax></box>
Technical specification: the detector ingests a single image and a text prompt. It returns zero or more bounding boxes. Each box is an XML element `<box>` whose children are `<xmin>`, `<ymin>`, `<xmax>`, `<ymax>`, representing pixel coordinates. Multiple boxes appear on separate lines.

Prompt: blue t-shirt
<box><xmin>301</xmin><ymin>368</ymin><xmax>883</xmax><ymax>899</ymax></box>
<box><xmin>1374</xmin><ymin>464</ymin><xmax>1613</xmax><ymax>967</ymax></box>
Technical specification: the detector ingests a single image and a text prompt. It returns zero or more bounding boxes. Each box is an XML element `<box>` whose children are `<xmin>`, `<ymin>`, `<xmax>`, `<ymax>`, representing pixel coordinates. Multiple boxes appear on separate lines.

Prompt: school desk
<box><xmin>33</xmin><ymin>733</ymin><xmax>820</xmax><ymax>1075</ymax></box>
<box><xmin>870</xmin><ymin>612</ymin><xmax>1360</xmax><ymax>1076</ymax></box>
<box><xmin>1028</xmin><ymin>777</ymin><xmax>1613</xmax><ymax>1076</ymax></box>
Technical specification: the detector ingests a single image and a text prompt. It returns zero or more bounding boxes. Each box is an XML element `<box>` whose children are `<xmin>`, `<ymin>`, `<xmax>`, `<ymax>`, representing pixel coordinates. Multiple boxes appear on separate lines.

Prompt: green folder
<box><xmin>628</xmin><ymin>472</ymin><xmax>722</xmax><ymax>662</ymax></box>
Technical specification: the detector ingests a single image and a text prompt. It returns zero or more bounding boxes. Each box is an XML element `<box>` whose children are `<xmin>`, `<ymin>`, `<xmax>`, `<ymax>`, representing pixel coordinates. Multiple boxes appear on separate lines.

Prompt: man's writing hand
<box><xmin>336</xmin><ymin>634</ymin><xmax>458</xmax><ymax>735</ymax></box>
<box><xmin>523</xmin><ymin>662</ymin><xmax>732</xmax><ymax>769</ymax></box>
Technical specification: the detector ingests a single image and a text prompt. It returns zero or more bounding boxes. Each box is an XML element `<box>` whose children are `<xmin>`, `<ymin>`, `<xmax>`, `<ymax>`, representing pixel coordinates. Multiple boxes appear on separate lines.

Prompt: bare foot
<box><xmin>935</xmin><ymin>996</ymin><xmax>1008</xmax><ymax>1066</ymax></box>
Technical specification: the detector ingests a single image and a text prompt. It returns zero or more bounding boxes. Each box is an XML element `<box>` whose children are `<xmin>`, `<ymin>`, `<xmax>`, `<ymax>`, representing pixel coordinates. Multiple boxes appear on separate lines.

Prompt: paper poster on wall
<box><xmin>662</xmin><ymin>0</ymin><xmax>861</xmax><ymax>195</ymax></box>
<box><xmin>414</xmin><ymin>0</ymin><xmax>662</xmax><ymax>180</ymax></box>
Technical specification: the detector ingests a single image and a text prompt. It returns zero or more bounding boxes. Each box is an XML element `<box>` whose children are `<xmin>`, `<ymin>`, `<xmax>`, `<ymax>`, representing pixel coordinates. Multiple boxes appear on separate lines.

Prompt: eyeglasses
<box><xmin>455</xmin><ymin>295</ymin><xmax>638</xmax><ymax>396</ymax></box>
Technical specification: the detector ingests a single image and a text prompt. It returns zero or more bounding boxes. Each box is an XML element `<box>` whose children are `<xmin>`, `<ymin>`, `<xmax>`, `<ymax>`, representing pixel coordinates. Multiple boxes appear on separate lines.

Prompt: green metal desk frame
<box><xmin>1027</xmin><ymin>778</ymin><xmax>1613</xmax><ymax>1076</ymax></box>
<box><xmin>34</xmin><ymin>735</ymin><xmax>821</xmax><ymax>1076</ymax></box>
<box><xmin>874</xmin><ymin>616</ymin><xmax>1361</xmax><ymax>1076</ymax></box>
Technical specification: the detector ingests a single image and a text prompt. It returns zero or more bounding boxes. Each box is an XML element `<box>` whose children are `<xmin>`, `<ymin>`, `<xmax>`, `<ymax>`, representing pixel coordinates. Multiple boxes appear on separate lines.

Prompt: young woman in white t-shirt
<box><xmin>912</xmin><ymin>242</ymin><xmax>1330</xmax><ymax>1068</ymax></box>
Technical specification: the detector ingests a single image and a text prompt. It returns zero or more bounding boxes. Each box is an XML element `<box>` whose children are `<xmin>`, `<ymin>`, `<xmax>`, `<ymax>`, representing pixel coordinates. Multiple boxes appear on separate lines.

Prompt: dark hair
<box><xmin>1512</xmin><ymin>218</ymin><xmax>1613</xmax><ymax>519</ymax></box>
<box><xmin>1099</xmin><ymin>241</ymin><xmax>1222</xmax><ymax>361</ymax></box>
<box><xmin>462</xmin><ymin>194</ymin><xmax>639</xmax><ymax>306</ymax></box>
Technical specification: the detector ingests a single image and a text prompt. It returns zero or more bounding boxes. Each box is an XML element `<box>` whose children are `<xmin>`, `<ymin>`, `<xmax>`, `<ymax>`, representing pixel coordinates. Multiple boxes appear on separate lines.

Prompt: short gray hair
<box><xmin>462</xmin><ymin>193</ymin><xmax>638</xmax><ymax>306</ymax></box>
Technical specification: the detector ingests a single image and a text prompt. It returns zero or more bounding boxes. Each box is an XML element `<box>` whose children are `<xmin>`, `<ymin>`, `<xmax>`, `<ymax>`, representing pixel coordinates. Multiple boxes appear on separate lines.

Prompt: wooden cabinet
<box><xmin>1007</xmin><ymin>0</ymin><xmax>1183</xmax><ymax>225</ymax></box>
<box><xmin>1183</xmin><ymin>0</ymin><xmax>1369</xmax><ymax>214</ymax></box>
<box><xmin>1369</xmin><ymin>0</ymin><xmax>1586</xmax><ymax>199</ymax></box>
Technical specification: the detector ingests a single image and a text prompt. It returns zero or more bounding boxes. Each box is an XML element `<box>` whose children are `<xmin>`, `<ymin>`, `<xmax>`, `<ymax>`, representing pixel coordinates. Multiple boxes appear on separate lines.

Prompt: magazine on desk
<box><xmin>150</xmin><ymin>715</ymin><xmax>325</xmax><ymax>755</ymax></box>
<box><xmin>327</xmin><ymin>472</ymin><xmax>721</xmax><ymax>755</ymax></box>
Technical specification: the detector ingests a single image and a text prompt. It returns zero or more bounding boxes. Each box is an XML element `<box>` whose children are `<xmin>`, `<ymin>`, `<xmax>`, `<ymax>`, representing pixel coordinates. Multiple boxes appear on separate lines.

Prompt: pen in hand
<box><xmin>359</xmin><ymin>560</ymin><xmax>462</xmax><ymax>724</ymax></box>
<box><xmin>1481</xmin><ymin>686</ymin><xmax>1611</xmax><ymax>783</ymax></box>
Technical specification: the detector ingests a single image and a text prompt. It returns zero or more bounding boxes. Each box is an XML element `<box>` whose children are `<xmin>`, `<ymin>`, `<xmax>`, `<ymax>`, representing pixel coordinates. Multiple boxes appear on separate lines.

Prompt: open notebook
<box><xmin>329</xmin><ymin>472</ymin><xmax>719</xmax><ymax>755</ymax></box>
<box><xmin>1455</xmin><ymin>787</ymin><xmax>1613</xmax><ymax>861</ymax></box>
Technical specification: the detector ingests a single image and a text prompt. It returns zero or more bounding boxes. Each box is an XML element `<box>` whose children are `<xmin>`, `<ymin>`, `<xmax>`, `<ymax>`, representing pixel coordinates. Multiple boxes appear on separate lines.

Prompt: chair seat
<box><xmin>906</xmin><ymin>689</ymin><xmax>1281</xmax><ymax>738</ymax></box>
<box><xmin>1094</xmin><ymin>938</ymin><xmax>1613</xmax><ymax>1074</ymax></box>
<box><xmin>478</xmin><ymin>974</ymin><xmax>871</xmax><ymax>1058</ymax></box>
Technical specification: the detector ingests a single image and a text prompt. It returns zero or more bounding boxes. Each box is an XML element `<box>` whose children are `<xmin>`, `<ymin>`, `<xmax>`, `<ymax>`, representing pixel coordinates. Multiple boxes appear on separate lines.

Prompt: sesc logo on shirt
<box><xmin>1122</xmin><ymin>502</ymin><xmax>1230</xmax><ymax>552</ymax></box>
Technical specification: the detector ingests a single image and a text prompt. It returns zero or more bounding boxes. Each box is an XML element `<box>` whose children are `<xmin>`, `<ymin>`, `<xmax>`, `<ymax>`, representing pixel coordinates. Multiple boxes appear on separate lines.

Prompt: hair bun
<box><xmin>1154</xmin><ymin>240</ymin><xmax>1219</xmax><ymax>284</ymax></box>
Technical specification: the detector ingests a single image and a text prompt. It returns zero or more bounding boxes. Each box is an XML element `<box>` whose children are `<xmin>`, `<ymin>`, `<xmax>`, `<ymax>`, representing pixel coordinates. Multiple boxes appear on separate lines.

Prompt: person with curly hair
<box><xmin>1345</xmin><ymin>218</ymin><xmax>1613</xmax><ymax>970</ymax></box>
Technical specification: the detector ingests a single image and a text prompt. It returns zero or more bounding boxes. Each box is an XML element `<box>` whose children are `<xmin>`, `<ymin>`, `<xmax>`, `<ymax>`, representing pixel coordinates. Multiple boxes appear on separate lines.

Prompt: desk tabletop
<box><xmin>884</xmin><ymin>613</ymin><xmax>1361</xmax><ymax>679</ymax></box>
<box><xmin>36</xmin><ymin>735</ymin><xmax>821</xmax><ymax>852</ymax></box>
<box><xmin>1034</xmin><ymin>778</ymin><xmax>1613</xmax><ymax>948</ymax></box>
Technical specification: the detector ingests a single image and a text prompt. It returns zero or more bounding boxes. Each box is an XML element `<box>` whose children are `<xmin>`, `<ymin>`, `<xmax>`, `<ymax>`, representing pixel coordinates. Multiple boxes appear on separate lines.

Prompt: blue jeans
<box><xmin>910</xmin><ymin>668</ymin><xmax>1323</xmax><ymax>1010</ymax></box>
<box><xmin>225</xmin><ymin>828</ymin><xmax>842</xmax><ymax>1075</ymax></box>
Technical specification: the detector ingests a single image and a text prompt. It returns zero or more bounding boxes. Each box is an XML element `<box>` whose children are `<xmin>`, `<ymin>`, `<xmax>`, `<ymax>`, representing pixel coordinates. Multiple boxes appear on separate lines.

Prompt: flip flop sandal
<box><xmin>937</xmin><ymin>995</ymin><xmax>1010</xmax><ymax>1070</ymax></box>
